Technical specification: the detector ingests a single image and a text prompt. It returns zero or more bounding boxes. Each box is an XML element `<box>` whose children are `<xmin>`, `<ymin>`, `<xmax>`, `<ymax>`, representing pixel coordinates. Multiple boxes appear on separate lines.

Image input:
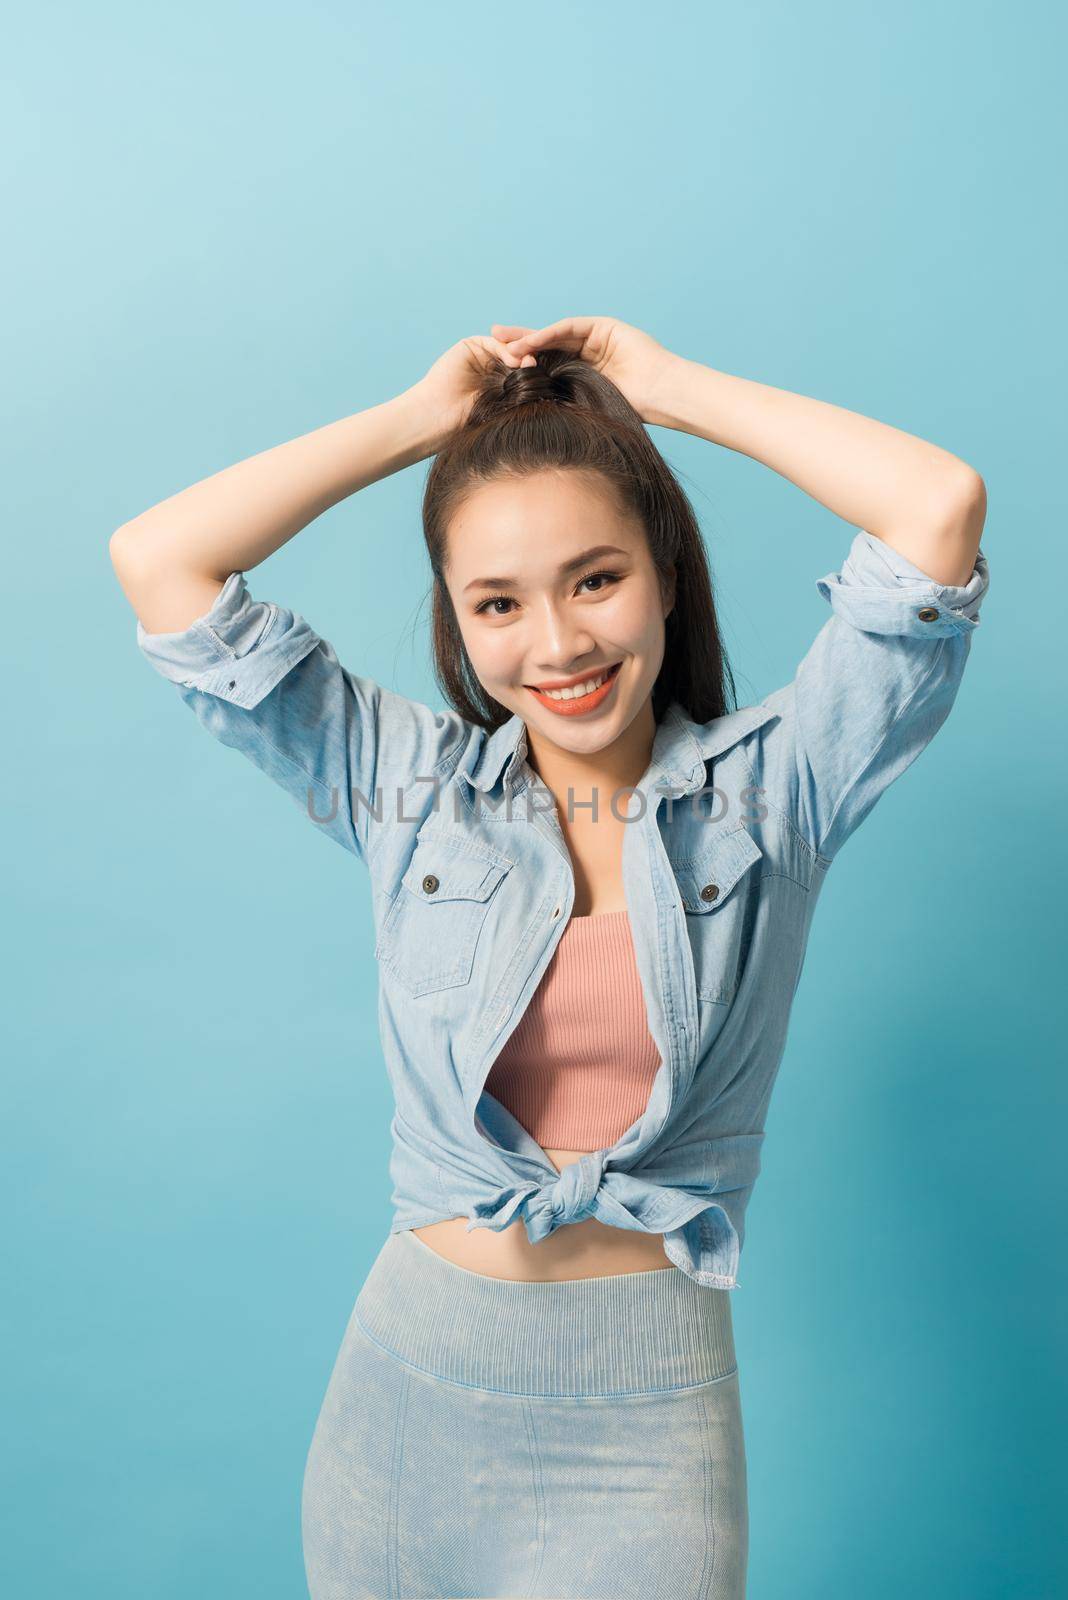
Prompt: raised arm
<box><xmin>644</xmin><ymin>356</ymin><xmax>986</xmax><ymax>584</ymax></box>
<box><xmin>646</xmin><ymin>358</ymin><xmax>989</xmax><ymax>862</ymax></box>
<box><xmin>107</xmin><ymin>363</ymin><xmax>495</xmax><ymax>870</ymax></box>
<box><xmin>109</xmin><ymin>389</ymin><xmax>444</xmax><ymax>632</ymax></box>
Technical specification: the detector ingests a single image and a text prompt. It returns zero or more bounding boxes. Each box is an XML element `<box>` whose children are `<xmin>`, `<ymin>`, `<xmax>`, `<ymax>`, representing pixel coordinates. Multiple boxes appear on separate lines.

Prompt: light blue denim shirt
<box><xmin>134</xmin><ymin>529</ymin><xmax>990</xmax><ymax>1288</ymax></box>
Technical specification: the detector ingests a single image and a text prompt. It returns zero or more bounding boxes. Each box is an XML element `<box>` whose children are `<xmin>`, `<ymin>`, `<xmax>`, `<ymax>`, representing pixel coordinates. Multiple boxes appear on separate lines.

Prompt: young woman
<box><xmin>111</xmin><ymin>315</ymin><xmax>989</xmax><ymax>1600</ymax></box>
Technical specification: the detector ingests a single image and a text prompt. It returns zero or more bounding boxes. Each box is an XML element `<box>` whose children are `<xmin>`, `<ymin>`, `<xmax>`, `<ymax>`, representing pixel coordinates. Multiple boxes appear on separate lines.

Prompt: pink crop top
<box><xmin>483</xmin><ymin>909</ymin><xmax>662</xmax><ymax>1150</ymax></box>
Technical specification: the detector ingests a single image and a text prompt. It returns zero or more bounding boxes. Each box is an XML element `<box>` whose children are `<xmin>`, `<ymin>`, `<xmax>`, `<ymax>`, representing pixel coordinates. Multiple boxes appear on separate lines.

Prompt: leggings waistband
<box><xmin>353</xmin><ymin>1228</ymin><xmax>737</xmax><ymax>1398</ymax></box>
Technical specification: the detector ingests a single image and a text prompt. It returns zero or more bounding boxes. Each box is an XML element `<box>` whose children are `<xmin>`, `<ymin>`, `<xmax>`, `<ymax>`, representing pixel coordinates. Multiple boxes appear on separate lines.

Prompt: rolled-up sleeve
<box><xmin>757</xmin><ymin>529</ymin><xmax>990</xmax><ymax>863</ymax></box>
<box><xmin>136</xmin><ymin>572</ymin><xmax>468</xmax><ymax>868</ymax></box>
<box><xmin>135</xmin><ymin>570</ymin><xmax>321</xmax><ymax>708</ymax></box>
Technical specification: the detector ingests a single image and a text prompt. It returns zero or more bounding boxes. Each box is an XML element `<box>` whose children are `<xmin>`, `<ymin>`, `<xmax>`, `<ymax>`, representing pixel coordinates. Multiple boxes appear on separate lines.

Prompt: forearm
<box><xmin>647</xmin><ymin>356</ymin><xmax>984</xmax><ymax>582</ymax></box>
<box><xmin>110</xmin><ymin>384</ymin><xmax>441</xmax><ymax>582</ymax></box>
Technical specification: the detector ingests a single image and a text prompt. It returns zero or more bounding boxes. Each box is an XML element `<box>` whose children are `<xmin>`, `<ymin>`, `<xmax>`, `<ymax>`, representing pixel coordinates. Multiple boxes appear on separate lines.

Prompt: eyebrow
<box><xmin>463</xmin><ymin>545</ymin><xmax>629</xmax><ymax>595</ymax></box>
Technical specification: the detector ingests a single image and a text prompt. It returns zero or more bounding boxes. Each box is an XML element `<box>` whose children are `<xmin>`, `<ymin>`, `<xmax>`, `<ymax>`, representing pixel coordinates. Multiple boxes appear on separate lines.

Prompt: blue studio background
<box><xmin>4</xmin><ymin>3</ymin><xmax>1064</xmax><ymax>1596</ymax></box>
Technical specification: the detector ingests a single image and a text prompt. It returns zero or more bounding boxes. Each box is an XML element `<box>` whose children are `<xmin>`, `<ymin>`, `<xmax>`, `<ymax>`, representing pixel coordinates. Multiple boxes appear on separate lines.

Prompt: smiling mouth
<box><xmin>524</xmin><ymin>660</ymin><xmax>623</xmax><ymax>711</ymax></box>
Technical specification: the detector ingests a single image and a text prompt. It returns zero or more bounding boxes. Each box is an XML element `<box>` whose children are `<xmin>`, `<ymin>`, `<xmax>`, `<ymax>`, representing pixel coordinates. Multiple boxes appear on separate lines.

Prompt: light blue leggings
<box><xmin>302</xmin><ymin>1228</ymin><xmax>748</xmax><ymax>1599</ymax></box>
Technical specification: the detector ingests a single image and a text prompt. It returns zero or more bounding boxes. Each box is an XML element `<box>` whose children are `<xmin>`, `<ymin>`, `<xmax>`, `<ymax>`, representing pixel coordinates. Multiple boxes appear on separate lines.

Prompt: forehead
<box><xmin>445</xmin><ymin>470</ymin><xmax>644</xmax><ymax>575</ymax></box>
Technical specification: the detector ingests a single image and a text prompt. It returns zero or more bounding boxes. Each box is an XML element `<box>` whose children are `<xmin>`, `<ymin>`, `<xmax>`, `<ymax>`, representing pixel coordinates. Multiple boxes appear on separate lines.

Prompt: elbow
<box><xmin>109</xmin><ymin>526</ymin><xmax>153</xmax><ymax>618</ymax></box>
<box><xmin>906</xmin><ymin>460</ymin><xmax>986</xmax><ymax>544</ymax></box>
<box><xmin>953</xmin><ymin>465</ymin><xmax>986</xmax><ymax>510</ymax></box>
<box><xmin>928</xmin><ymin>471</ymin><xmax>987</xmax><ymax>587</ymax></box>
<box><xmin>109</xmin><ymin>524</ymin><xmax>140</xmax><ymax>577</ymax></box>
<box><xmin>109</xmin><ymin>527</ymin><xmax>163</xmax><ymax>602</ymax></box>
<box><xmin>941</xmin><ymin>461</ymin><xmax>985</xmax><ymax>508</ymax></box>
<box><xmin>935</xmin><ymin>467</ymin><xmax>987</xmax><ymax>541</ymax></box>
<box><xmin>110</xmin><ymin>519</ymin><xmax>163</xmax><ymax>580</ymax></box>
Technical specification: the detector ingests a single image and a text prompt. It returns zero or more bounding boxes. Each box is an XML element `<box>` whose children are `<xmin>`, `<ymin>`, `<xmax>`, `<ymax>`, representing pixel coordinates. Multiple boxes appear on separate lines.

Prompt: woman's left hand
<box><xmin>490</xmin><ymin>316</ymin><xmax>680</xmax><ymax>425</ymax></box>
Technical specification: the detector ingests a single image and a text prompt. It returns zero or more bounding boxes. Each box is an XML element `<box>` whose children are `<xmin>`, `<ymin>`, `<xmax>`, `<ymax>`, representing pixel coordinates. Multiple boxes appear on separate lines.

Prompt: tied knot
<box><xmin>535</xmin><ymin>1150</ymin><xmax>609</xmax><ymax>1226</ymax></box>
<box><xmin>465</xmin><ymin>1150</ymin><xmax>611</xmax><ymax>1244</ymax></box>
<box><xmin>460</xmin><ymin>1130</ymin><xmax>765</xmax><ymax>1268</ymax></box>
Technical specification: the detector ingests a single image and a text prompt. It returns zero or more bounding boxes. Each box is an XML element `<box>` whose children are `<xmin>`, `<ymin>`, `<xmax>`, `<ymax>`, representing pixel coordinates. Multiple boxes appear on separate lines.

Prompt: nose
<box><xmin>529</xmin><ymin>601</ymin><xmax>598</xmax><ymax>677</ymax></box>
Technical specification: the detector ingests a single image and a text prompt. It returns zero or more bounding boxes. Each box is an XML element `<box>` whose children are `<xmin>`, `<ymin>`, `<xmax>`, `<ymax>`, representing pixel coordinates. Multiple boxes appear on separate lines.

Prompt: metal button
<box><xmin>917</xmin><ymin>607</ymin><xmax>939</xmax><ymax>622</ymax></box>
<box><xmin>700</xmin><ymin>883</ymin><xmax>720</xmax><ymax>902</ymax></box>
<box><xmin>421</xmin><ymin>873</ymin><xmax>439</xmax><ymax>894</ymax></box>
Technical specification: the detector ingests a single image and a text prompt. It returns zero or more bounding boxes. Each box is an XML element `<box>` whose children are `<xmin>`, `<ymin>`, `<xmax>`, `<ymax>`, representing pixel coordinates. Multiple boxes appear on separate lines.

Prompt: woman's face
<box><xmin>442</xmin><ymin>469</ymin><xmax>675</xmax><ymax>764</ymax></box>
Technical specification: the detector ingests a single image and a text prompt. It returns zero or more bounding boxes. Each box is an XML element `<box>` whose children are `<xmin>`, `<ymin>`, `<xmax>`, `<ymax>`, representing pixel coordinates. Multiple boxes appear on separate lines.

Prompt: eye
<box><xmin>473</xmin><ymin>592</ymin><xmax>516</xmax><ymax>617</ymax></box>
<box><xmin>576</xmin><ymin>568</ymin><xmax>621</xmax><ymax>596</ymax></box>
<box><xmin>473</xmin><ymin>568</ymin><xmax>623</xmax><ymax>617</ymax></box>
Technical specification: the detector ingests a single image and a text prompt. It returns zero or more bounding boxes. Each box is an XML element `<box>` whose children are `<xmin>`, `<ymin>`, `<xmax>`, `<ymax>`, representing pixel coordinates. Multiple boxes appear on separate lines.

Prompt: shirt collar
<box><xmin>459</xmin><ymin>698</ymin><xmax>779</xmax><ymax>797</ymax></box>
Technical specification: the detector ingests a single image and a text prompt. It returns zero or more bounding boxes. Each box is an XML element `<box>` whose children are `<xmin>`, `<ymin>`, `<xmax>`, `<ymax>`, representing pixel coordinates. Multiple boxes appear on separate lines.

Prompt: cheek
<box><xmin>462</xmin><ymin>628</ymin><xmax>520</xmax><ymax>683</ymax></box>
<box><xmin>613</xmin><ymin>590</ymin><xmax>666</xmax><ymax>651</ymax></box>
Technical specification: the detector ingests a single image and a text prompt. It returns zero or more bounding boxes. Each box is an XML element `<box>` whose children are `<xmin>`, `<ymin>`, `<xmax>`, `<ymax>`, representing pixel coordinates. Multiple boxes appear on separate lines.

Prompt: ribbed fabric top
<box><xmin>483</xmin><ymin>909</ymin><xmax>662</xmax><ymax>1150</ymax></box>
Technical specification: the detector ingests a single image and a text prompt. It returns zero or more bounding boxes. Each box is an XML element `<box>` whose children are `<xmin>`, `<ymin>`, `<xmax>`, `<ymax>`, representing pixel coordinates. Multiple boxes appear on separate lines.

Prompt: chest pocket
<box><xmin>670</xmin><ymin>824</ymin><xmax>764</xmax><ymax>1003</ymax></box>
<box><xmin>375</xmin><ymin>833</ymin><xmax>512</xmax><ymax>997</ymax></box>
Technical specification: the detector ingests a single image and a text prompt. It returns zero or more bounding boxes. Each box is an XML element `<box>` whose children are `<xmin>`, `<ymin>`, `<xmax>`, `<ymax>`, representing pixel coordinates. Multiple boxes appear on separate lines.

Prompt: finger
<box><xmin>482</xmin><ymin>335</ymin><xmax>522</xmax><ymax>368</ymax></box>
<box><xmin>484</xmin><ymin>333</ymin><xmax>537</xmax><ymax>369</ymax></box>
<box><xmin>494</xmin><ymin>324</ymin><xmax>552</xmax><ymax>351</ymax></box>
<box><xmin>504</xmin><ymin>317</ymin><xmax>594</xmax><ymax>356</ymax></box>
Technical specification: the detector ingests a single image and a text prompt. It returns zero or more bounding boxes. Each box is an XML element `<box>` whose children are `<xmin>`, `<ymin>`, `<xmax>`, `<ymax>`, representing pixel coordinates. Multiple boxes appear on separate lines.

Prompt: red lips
<box><xmin>525</xmin><ymin>661</ymin><xmax>622</xmax><ymax>717</ymax></box>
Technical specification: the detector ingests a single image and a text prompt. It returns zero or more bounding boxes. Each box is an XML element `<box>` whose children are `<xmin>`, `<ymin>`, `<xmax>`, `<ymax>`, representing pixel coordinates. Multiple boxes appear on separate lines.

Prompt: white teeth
<box><xmin>537</xmin><ymin>667</ymin><xmax>614</xmax><ymax>700</ymax></box>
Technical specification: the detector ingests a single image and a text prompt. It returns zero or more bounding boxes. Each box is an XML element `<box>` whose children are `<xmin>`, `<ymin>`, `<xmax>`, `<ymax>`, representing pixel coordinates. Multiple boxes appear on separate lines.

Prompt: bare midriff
<box><xmin>411</xmin><ymin>1146</ymin><xmax>676</xmax><ymax>1282</ymax></box>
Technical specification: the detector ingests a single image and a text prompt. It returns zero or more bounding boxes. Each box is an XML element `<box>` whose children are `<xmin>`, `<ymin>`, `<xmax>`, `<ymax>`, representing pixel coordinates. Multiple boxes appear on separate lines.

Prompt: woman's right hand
<box><xmin>407</xmin><ymin>333</ymin><xmax>538</xmax><ymax>441</ymax></box>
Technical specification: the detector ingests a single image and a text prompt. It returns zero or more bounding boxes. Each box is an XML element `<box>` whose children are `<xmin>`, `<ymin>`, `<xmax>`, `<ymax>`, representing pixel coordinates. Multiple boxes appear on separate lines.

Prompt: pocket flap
<box><xmin>671</xmin><ymin>825</ymin><xmax>763</xmax><ymax>914</ymax></box>
<box><xmin>401</xmin><ymin>838</ymin><xmax>510</xmax><ymax>904</ymax></box>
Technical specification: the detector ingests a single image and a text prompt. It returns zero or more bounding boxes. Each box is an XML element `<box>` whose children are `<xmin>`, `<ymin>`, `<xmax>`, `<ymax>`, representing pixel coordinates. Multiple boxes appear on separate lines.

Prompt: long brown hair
<box><xmin>421</xmin><ymin>347</ymin><xmax>738</xmax><ymax>732</ymax></box>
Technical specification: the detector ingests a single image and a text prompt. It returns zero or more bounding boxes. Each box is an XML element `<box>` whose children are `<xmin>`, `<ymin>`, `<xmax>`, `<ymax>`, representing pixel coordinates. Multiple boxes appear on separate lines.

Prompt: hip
<box><xmin>302</xmin><ymin>1228</ymin><xmax>749</xmax><ymax>1598</ymax></box>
